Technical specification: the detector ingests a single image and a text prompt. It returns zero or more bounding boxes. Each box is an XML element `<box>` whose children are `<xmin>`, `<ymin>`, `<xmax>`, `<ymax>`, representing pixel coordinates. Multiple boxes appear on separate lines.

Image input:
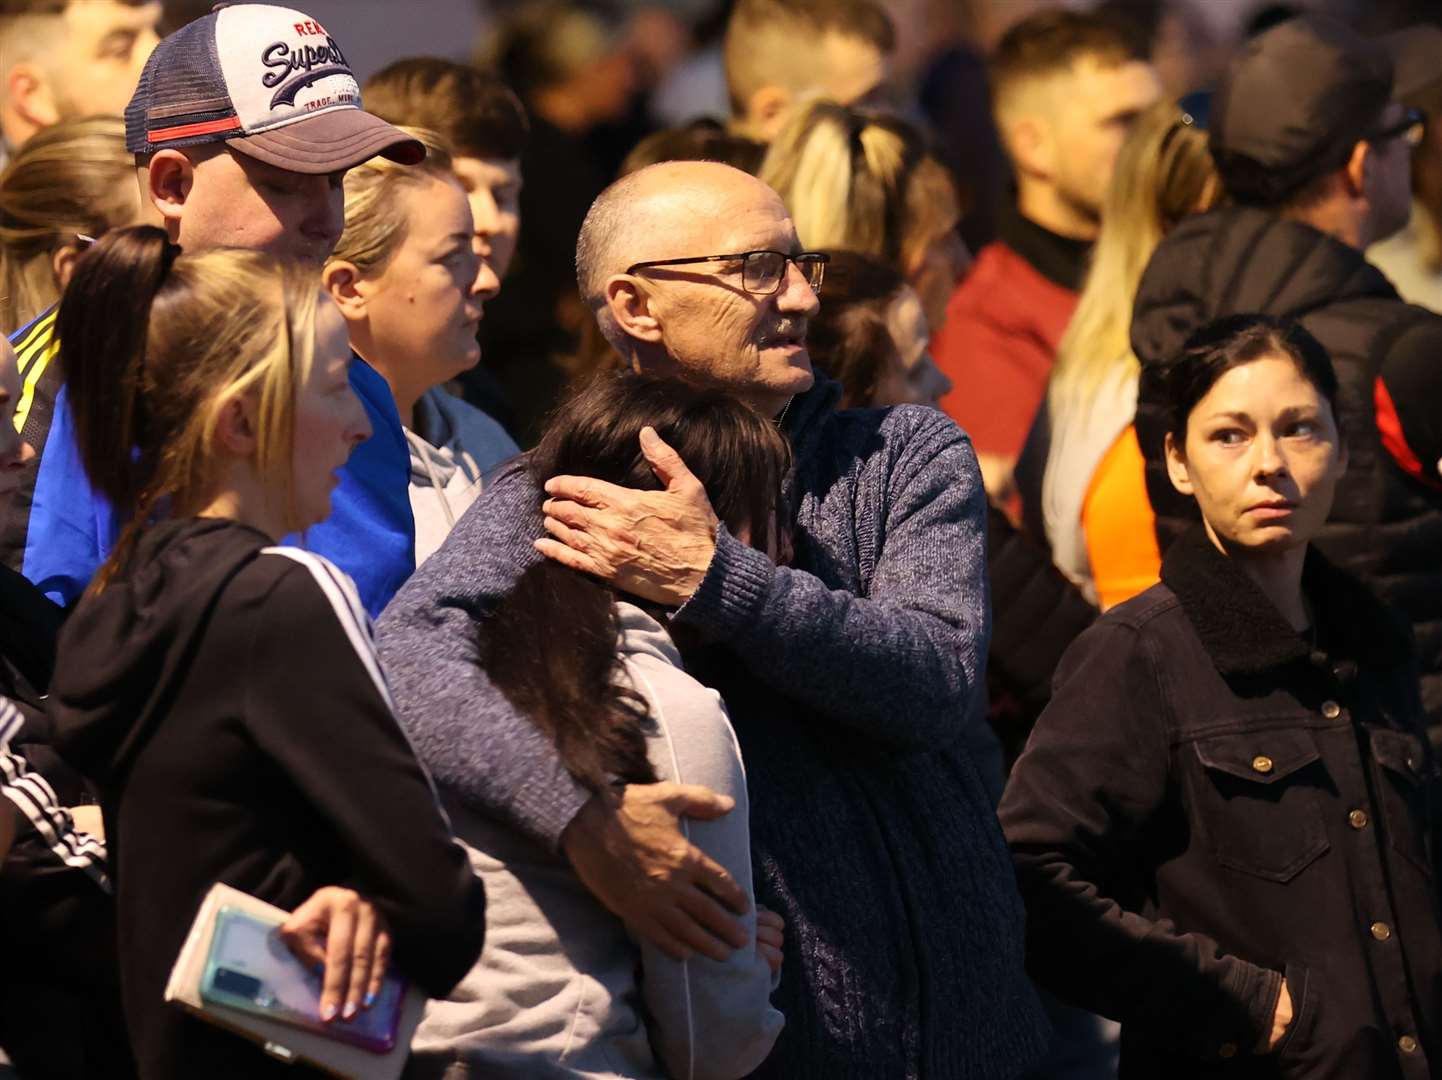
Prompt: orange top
<box><xmin>1082</xmin><ymin>424</ymin><xmax>1161</xmax><ymax>611</ymax></box>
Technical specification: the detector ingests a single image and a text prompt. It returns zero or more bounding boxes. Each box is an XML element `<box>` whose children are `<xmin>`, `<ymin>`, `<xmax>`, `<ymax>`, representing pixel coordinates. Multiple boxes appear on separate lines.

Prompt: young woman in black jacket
<box><xmin>1000</xmin><ymin>314</ymin><xmax>1442</xmax><ymax>1079</ymax></box>
<box><xmin>46</xmin><ymin>227</ymin><xmax>485</xmax><ymax>1079</ymax></box>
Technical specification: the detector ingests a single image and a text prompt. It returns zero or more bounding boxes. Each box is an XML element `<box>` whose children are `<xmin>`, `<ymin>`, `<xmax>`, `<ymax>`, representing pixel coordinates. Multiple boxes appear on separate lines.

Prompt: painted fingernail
<box><xmin>342</xmin><ymin>1002</ymin><xmax>357</xmax><ymax>1020</ymax></box>
<box><xmin>363</xmin><ymin>992</ymin><xmax>376</xmax><ymax>1008</ymax></box>
<box><xmin>321</xmin><ymin>1003</ymin><xmax>338</xmax><ymax>1022</ymax></box>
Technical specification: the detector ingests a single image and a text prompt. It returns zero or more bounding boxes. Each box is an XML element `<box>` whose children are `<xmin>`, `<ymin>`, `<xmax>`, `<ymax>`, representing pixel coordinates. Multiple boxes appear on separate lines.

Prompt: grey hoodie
<box><xmin>408</xmin><ymin>601</ymin><xmax>782</xmax><ymax>1079</ymax></box>
<box><xmin>406</xmin><ymin>387</ymin><xmax>519</xmax><ymax>566</ymax></box>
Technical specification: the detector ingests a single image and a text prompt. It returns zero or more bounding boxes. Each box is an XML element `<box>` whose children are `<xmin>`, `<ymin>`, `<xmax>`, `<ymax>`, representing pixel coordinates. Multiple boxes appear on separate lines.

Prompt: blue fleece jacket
<box><xmin>17</xmin><ymin>343</ymin><xmax>412</xmax><ymax>617</ymax></box>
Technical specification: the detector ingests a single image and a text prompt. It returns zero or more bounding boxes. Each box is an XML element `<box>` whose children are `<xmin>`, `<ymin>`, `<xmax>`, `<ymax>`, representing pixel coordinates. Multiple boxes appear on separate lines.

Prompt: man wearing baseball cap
<box><xmin>5</xmin><ymin>2</ymin><xmax>427</xmax><ymax>617</ymax></box>
<box><xmin>1130</xmin><ymin>15</ymin><xmax>1442</xmax><ymax>744</ymax></box>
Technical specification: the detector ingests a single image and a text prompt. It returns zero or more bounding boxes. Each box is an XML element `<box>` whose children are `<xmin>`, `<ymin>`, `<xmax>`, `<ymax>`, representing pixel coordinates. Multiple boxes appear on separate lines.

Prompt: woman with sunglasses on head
<box><xmin>408</xmin><ymin>372</ymin><xmax>784</xmax><ymax>1080</ymax></box>
<box><xmin>44</xmin><ymin>227</ymin><xmax>486</xmax><ymax>1079</ymax></box>
<box><xmin>1001</xmin><ymin>314</ymin><xmax>1442</xmax><ymax>1078</ymax></box>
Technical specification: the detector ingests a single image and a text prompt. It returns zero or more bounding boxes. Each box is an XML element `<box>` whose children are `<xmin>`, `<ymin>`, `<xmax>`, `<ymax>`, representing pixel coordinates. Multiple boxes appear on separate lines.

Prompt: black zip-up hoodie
<box><xmin>49</xmin><ymin>517</ymin><xmax>484</xmax><ymax>1079</ymax></box>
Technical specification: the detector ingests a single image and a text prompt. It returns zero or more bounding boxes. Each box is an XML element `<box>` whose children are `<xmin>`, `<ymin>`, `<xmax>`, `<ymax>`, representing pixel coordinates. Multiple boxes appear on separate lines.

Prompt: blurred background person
<box><xmin>0</xmin><ymin>0</ymin><xmax>159</xmax><ymax>163</ymax></box>
<box><xmin>0</xmin><ymin>116</ymin><xmax>148</xmax><ymax>335</ymax></box>
<box><xmin>722</xmin><ymin>0</ymin><xmax>894</xmax><ymax>143</ymax></box>
<box><xmin>932</xmin><ymin>7</ymin><xmax>1159</xmax><ymax>500</ymax></box>
<box><xmin>477</xmin><ymin>0</ymin><xmax>643</xmax><ymax>448</ymax></box>
<box><xmin>1035</xmin><ymin>94</ymin><xmax>1219</xmax><ymax>610</ymax></box>
<box><xmin>1130</xmin><ymin>15</ymin><xmax>1442</xmax><ymax>746</ymax></box>
<box><xmin>758</xmin><ymin>101</ymin><xmax>969</xmax><ymax>333</ymax></box>
<box><xmin>803</xmin><ymin>250</ymin><xmax>951</xmax><ymax>410</ymax></box>
<box><xmin>0</xmin><ymin>335</ymin><xmax>129</xmax><ymax>1079</ymax></box>
<box><xmin>363</xmin><ymin>57</ymin><xmax>532</xmax><ymax>435</ymax></box>
<box><xmin>1366</xmin><ymin>23</ymin><xmax>1442</xmax><ymax>312</ymax></box>
<box><xmin>324</xmin><ymin>129</ymin><xmax>518</xmax><ymax>567</ymax></box>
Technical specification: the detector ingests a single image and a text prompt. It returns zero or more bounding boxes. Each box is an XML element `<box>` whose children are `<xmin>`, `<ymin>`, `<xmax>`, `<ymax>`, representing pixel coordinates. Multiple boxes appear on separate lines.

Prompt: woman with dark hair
<box><xmin>409</xmin><ymin>372</ymin><xmax>786</xmax><ymax>1079</ymax></box>
<box><xmin>1000</xmin><ymin>314</ymin><xmax>1442</xmax><ymax>1077</ymax></box>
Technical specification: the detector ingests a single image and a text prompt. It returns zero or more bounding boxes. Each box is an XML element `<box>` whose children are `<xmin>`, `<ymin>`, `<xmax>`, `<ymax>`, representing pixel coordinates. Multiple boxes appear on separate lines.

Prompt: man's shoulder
<box><xmin>810</xmin><ymin>404</ymin><xmax>973</xmax><ymax>485</ymax></box>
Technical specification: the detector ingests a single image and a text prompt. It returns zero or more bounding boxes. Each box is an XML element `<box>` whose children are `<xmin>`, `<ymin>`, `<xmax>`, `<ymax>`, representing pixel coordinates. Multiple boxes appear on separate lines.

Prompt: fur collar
<box><xmin>1159</xmin><ymin>526</ymin><xmax>1411</xmax><ymax>676</ymax></box>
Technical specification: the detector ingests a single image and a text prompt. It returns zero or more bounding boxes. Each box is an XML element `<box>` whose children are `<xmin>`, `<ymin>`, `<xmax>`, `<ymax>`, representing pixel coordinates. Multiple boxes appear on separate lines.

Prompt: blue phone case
<box><xmin>199</xmin><ymin>904</ymin><xmax>405</xmax><ymax>1054</ymax></box>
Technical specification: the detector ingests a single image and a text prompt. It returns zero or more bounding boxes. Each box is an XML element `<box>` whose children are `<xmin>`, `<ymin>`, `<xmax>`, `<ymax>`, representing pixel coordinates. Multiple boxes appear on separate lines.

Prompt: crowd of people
<box><xmin>0</xmin><ymin>0</ymin><xmax>1440</xmax><ymax>1078</ymax></box>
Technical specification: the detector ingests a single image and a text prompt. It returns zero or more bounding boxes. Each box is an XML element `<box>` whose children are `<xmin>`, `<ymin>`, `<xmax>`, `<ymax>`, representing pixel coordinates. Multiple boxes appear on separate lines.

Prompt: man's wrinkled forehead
<box><xmin>627</xmin><ymin>179</ymin><xmax>795</xmax><ymax>262</ymax></box>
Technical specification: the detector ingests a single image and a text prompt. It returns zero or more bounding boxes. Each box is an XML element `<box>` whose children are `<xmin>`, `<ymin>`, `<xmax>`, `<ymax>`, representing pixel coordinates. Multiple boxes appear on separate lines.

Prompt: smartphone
<box><xmin>199</xmin><ymin>905</ymin><xmax>405</xmax><ymax>1054</ymax></box>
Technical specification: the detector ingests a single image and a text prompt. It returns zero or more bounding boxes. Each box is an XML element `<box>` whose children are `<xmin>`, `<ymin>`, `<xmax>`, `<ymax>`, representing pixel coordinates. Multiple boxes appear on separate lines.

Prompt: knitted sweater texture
<box><xmin>375</xmin><ymin>375</ymin><xmax>1048</xmax><ymax>1078</ymax></box>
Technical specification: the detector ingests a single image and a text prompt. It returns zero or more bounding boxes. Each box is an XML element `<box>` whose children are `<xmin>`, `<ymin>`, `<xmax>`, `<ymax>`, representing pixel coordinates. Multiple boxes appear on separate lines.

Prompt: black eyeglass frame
<box><xmin>625</xmin><ymin>250</ymin><xmax>830</xmax><ymax>295</ymax></box>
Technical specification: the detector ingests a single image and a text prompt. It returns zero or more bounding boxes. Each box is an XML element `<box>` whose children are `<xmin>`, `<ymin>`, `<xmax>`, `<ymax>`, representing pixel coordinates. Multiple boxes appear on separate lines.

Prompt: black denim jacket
<box><xmin>1000</xmin><ymin>527</ymin><xmax>1442</xmax><ymax>1080</ymax></box>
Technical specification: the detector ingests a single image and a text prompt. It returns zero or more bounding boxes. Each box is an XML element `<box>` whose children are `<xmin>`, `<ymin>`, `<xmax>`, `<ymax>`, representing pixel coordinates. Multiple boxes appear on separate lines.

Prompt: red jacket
<box><xmin>933</xmin><ymin>240</ymin><xmax>1079</xmax><ymax>459</ymax></box>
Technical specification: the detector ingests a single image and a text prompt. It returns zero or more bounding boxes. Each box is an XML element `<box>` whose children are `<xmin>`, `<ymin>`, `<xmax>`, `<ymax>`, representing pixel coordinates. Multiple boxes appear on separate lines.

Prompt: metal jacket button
<box><xmin>1399</xmin><ymin>1035</ymin><xmax>1419</xmax><ymax>1054</ymax></box>
<box><xmin>1348</xmin><ymin>809</ymin><xmax>1369</xmax><ymax>829</ymax></box>
<box><xmin>1321</xmin><ymin>700</ymin><xmax>1341</xmax><ymax>719</ymax></box>
<box><xmin>1218</xmin><ymin>1043</ymin><xmax>1238</xmax><ymax>1059</ymax></box>
<box><xmin>1252</xmin><ymin>755</ymin><xmax>1274</xmax><ymax>774</ymax></box>
<box><xmin>1371</xmin><ymin>921</ymin><xmax>1392</xmax><ymax>942</ymax></box>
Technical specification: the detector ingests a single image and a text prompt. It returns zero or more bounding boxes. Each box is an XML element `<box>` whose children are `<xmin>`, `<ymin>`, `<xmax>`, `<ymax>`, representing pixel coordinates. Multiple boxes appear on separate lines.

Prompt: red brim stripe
<box><xmin>148</xmin><ymin>115</ymin><xmax>242</xmax><ymax>143</ymax></box>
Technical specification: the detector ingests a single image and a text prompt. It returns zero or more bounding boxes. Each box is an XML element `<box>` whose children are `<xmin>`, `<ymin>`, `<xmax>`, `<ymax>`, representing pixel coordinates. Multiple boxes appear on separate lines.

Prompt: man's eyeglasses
<box><xmin>1371</xmin><ymin>106</ymin><xmax>1426</xmax><ymax>150</ymax></box>
<box><xmin>626</xmin><ymin>250</ymin><xmax>829</xmax><ymax>296</ymax></box>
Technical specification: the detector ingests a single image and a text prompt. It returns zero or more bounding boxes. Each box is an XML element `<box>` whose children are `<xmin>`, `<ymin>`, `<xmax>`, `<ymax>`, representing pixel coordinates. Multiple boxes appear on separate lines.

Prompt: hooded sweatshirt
<box><xmin>406</xmin><ymin>386</ymin><xmax>519</xmax><ymax>566</ymax></box>
<box><xmin>48</xmin><ymin>517</ymin><xmax>485</xmax><ymax>1080</ymax></box>
<box><xmin>409</xmin><ymin>601</ymin><xmax>782</xmax><ymax>1079</ymax></box>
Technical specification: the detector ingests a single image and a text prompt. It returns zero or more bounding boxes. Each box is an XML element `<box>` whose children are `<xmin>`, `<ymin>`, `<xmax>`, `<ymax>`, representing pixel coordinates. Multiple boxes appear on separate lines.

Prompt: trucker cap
<box><xmin>1210</xmin><ymin>14</ymin><xmax>1408</xmax><ymax>206</ymax></box>
<box><xmin>124</xmin><ymin>3</ymin><xmax>424</xmax><ymax>174</ymax></box>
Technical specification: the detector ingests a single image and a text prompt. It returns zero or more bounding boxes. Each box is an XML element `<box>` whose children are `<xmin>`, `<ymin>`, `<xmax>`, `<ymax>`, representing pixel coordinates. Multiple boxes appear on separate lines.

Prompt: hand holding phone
<box><xmin>279</xmin><ymin>886</ymin><xmax>392</xmax><ymax>1024</ymax></box>
<box><xmin>201</xmin><ymin>899</ymin><xmax>406</xmax><ymax>1054</ymax></box>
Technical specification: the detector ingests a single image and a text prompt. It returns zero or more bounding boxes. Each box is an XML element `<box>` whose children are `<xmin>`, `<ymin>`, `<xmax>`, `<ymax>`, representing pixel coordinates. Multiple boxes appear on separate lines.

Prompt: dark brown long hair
<box><xmin>481</xmin><ymin>373</ymin><xmax>793</xmax><ymax>795</ymax></box>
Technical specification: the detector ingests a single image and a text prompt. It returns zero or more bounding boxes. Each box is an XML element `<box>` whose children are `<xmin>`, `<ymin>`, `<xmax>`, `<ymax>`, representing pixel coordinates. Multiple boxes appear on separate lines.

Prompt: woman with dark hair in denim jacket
<box><xmin>1001</xmin><ymin>314</ymin><xmax>1442</xmax><ymax>1079</ymax></box>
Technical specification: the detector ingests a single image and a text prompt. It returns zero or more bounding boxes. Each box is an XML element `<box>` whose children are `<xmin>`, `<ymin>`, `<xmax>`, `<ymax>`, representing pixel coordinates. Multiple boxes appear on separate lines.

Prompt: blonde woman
<box><xmin>0</xmin><ymin>116</ymin><xmax>148</xmax><ymax>335</ymax></box>
<box><xmin>1040</xmin><ymin>95</ymin><xmax>1219</xmax><ymax>608</ymax></box>
<box><xmin>49</xmin><ymin>226</ymin><xmax>485</xmax><ymax>1079</ymax></box>
<box><xmin>325</xmin><ymin>129</ymin><xmax>519</xmax><ymax>566</ymax></box>
<box><xmin>759</xmin><ymin>100</ymin><xmax>969</xmax><ymax>332</ymax></box>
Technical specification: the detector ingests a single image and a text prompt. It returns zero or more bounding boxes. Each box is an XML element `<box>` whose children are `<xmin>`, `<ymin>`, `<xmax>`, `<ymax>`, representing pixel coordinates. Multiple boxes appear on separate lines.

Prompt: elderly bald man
<box><xmin>377</xmin><ymin>161</ymin><xmax>1049</xmax><ymax>1078</ymax></box>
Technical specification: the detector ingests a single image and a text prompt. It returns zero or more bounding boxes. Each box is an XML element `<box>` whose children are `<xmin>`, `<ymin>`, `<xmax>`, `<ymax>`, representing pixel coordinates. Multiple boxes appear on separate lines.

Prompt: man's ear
<box><xmin>321</xmin><ymin>260</ymin><xmax>370</xmax><ymax>321</ymax></box>
<box><xmin>1343</xmin><ymin>140</ymin><xmax>1370</xmax><ymax>199</ymax></box>
<box><xmin>1007</xmin><ymin>114</ymin><xmax>1055</xmax><ymax>183</ymax></box>
<box><xmin>604</xmin><ymin>275</ymin><xmax>664</xmax><ymax>344</ymax></box>
<box><xmin>1164</xmin><ymin>431</ymin><xmax>1194</xmax><ymax>496</ymax></box>
<box><xmin>146</xmin><ymin>150</ymin><xmax>196</xmax><ymax>229</ymax></box>
<box><xmin>6</xmin><ymin>63</ymin><xmax>58</xmax><ymax>132</ymax></box>
<box><xmin>747</xmin><ymin>85</ymin><xmax>792</xmax><ymax>141</ymax></box>
<box><xmin>213</xmin><ymin>392</ymin><xmax>260</xmax><ymax>457</ymax></box>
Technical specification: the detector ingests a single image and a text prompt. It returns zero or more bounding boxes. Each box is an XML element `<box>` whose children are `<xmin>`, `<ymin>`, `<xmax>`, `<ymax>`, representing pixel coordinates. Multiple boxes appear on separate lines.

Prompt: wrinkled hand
<box><xmin>280</xmin><ymin>887</ymin><xmax>392</xmax><ymax>1024</ymax></box>
<box><xmin>562</xmin><ymin>783</ymin><xmax>749</xmax><ymax>961</ymax></box>
<box><xmin>1264</xmin><ymin>978</ymin><xmax>1293</xmax><ymax>1052</ymax></box>
<box><xmin>755</xmin><ymin>905</ymin><xmax>784</xmax><ymax>976</ymax></box>
<box><xmin>69</xmin><ymin>804</ymin><xmax>105</xmax><ymax>842</ymax></box>
<box><xmin>535</xmin><ymin>427</ymin><xmax>720</xmax><ymax>605</ymax></box>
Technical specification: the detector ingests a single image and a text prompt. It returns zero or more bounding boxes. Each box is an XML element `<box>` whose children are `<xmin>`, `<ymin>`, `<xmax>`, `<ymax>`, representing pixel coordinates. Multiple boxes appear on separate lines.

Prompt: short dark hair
<box><xmin>619</xmin><ymin>118</ymin><xmax>766</xmax><ymax>177</ymax></box>
<box><xmin>803</xmin><ymin>250</ymin><xmax>907</xmax><ymax>409</ymax></box>
<box><xmin>364</xmin><ymin>57</ymin><xmax>528</xmax><ymax>162</ymax></box>
<box><xmin>989</xmin><ymin>8</ymin><xmax>1147</xmax><ymax>107</ymax></box>
<box><xmin>1165</xmin><ymin>314</ymin><xmax>1339</xmax><ymax>440</ymax></box>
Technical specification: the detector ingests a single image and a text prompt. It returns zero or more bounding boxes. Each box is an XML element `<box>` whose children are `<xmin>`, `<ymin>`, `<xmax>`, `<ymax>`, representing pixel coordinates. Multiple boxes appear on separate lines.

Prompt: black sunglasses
<box><xmin>625</xmin><ymin>250</ymin><xmax>829</xmax><ymax>296</ymax></box>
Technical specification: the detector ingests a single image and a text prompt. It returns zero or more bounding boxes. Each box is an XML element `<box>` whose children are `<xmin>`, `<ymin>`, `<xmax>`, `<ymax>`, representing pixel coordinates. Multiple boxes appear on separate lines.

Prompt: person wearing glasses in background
<box><xmin>1130</xmin><ymin>14</ymin><xmax>1442</xmax><ymax>751</ymax></box>
<box><xmin>378</xmin><ymin>160</ymin><xmax>1049</xmax><ymax>1078</ymax></box>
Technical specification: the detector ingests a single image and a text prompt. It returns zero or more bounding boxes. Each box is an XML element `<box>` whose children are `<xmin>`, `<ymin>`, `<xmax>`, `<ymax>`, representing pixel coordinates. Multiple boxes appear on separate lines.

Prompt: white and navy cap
<box><xmin>124</xmin><ymin>3</ymin><xmax>423</xmax><ymax>174</ymax></box>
